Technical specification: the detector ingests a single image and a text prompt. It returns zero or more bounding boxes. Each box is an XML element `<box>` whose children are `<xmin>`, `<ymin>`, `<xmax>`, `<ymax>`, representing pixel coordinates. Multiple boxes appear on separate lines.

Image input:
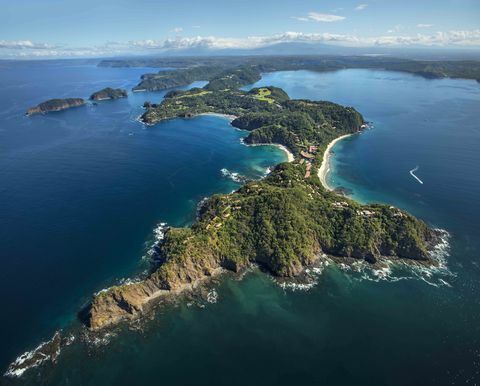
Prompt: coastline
<box><xmin>198</xmin><ymin>112</ymin><xmax>238</xmax><ymax>121</ymax></box>
<box><xmin>198</xmin><ymin>113</ymin><xmax>294</xmax><ymax>162</ymax></box>
<box><xmin>245</xmin><ymin>142</ymin><xmax>294</xmax><ymax>163</ymax></box>
<box><xmin>318</xmin><ymin>134</ymin><xmax>354</xmax><ymax>191</ymax></box>
<box><xmin>138</xmin><ymin>111</ymin><xmax>294</xmax><ymax>163</ymax></box>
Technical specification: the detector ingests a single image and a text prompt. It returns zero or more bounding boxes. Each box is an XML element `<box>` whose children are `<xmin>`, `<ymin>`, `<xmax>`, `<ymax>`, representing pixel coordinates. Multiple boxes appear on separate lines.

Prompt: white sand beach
<box><xmin>274</xmin><ymin>144</ymin><xmax>295</xmax><ymax>162</ymax></box>
<box><xmin>198</xmin><ymin>112</ymin><xmax>238</xmax><ymax>121</ymax></box>
<box><xmin>318</xmin><ymin>134</ymin><xmax>353</xmax><ymax>190</ymax></box>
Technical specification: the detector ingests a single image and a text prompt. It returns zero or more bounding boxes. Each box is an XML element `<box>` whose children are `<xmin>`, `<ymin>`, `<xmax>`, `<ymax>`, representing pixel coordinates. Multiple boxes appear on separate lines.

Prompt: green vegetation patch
<box><xmin>251</xmin><ymin>87</ymin><xmax>274</xmax><ymax>103</ymax></box>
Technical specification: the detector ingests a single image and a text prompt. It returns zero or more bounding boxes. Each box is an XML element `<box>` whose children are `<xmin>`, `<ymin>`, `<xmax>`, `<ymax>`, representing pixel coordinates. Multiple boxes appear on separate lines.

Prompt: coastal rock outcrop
<box><xmin>26</xmin><ymin>98</ymin><xmax>85</xmax><ymax>116</ymax></box>
<box><xmin>89</xmin><ymin>87</ymin><xmax>128</xmax><ymax>101</ymax></box>
<box><xmin>4</xmin><ymin>331</ymin><xmax>63</xmax><ymax>377</ymax></box>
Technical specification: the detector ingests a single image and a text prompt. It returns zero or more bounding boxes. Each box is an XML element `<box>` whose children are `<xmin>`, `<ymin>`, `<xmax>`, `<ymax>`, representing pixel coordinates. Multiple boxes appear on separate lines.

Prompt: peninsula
<box><xmin>99</xmin><ymin>56</ymin><xmax>480</xmax><ymax>92</ymax></box>
<box><xmin>26</xmin><ymin>98</ymin><xmax>85</xmax><ymax>116</ymax></box>
<box><xmin>85</xmin><ymin>70</ymin><xmax>442</xmax><ymax>330</ymax></box>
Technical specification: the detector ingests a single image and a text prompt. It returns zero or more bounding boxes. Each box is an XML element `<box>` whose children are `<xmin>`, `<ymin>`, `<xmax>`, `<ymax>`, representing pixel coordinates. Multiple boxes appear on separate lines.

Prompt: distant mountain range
<box><xmin>145</xmin><ymin>42</ymin><xmax>480</xmax><ymax>61</ymax></box>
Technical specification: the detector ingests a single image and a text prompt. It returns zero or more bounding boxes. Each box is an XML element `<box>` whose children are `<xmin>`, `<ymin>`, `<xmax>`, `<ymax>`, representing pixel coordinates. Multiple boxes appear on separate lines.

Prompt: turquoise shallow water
<box><xmin>2</xmin><ymin>64</ymin><xmax>480</xmax><ymax>385</ymax></box>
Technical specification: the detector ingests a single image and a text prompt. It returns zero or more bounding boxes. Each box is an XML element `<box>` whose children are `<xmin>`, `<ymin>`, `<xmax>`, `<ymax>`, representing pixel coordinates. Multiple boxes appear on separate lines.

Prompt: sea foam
<box><xmin>4</xmin><ymin>331</ymin><xmax>63</xmax><ymax>378</ymax></box>
<box><xmin>220</xmin><ymin>168</ymin><xmax>250</xmax><ymax>183</ymax></box>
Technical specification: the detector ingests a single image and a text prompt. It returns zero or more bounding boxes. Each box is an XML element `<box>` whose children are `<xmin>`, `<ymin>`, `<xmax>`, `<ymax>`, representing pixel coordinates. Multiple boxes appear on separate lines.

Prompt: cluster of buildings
<box><xmin>331</xmin><ymin>201</ymin><xmax>349</xmax><ymax>209</ymax></box>
<box><xmin>300</xmin><ymin>146</ymin><xmax>318</xmax><ymax>178</ymax></box>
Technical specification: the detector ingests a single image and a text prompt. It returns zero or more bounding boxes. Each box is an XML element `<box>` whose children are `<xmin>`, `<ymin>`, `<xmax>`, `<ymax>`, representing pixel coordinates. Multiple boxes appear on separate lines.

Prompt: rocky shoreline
<box><xmin>84</xmin><ymin>222</ymin><xmax>445</xmax><ymax>331</ymax></box>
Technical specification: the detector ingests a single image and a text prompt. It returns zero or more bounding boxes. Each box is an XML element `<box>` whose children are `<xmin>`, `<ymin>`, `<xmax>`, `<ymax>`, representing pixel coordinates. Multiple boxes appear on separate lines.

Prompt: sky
<box><xmin>0</xmin><ymin>0</ymin><xmax>479</xmax><ymax>58</ymax></box>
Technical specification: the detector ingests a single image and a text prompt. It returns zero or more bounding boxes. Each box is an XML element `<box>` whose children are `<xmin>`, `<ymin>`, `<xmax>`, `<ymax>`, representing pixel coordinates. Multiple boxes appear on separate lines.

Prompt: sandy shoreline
<box><xmin>246</xmin><ymin>143</ymin><xmax>294</xmax><ymax>163</ymax></box>
<box><xmin>199</xmin><ymin>113</ymin><xmax>294</xmax><ymax>162</ymax></box>
<box><xmin>198</xmin><ymin>112</ymin><xmax>238</xmax><ymax>121</ymax></box>
<box><xmin>318</xmin><ymin>134</ymin><xmax>354</xmax><ymax>191</ymax></box>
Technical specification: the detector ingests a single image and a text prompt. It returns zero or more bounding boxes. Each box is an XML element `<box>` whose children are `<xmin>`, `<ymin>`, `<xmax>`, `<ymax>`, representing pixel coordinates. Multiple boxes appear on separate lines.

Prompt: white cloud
<box><xmin>294</xmin><ymin>12</ymin><xmax>345</xmax><ymax>22</ymax></box>
<box><xmin>0</xmin><ymin>40</ymin><xmax>55</xmax><ymax>49</ymax></box>
<box><xmin>2</xmin><ymin>29</ymin><xmax>480</xmax><ymax>58</ymax></box>
<box><xmin>192</xmin><ymin>25</ymin><xmax>201</xmax><ymax>29</ymax></box>
<box><xmin>417</xmin><ymin>24</ymin><xmax>433</xmax><ymax>28</ymax></box>
<box><xmin>355</xmin><ymin>4</ymin><xmax>368</xmax><ymax>11</ymax></box>
<box><xmin>127</xmin><ymin>30</ymin><xmax>480</xmax><ymax>50</ymax></box>
<box><xmin>171</xmin><ymin>27</ymin><xmax>183</xmax><ymax>33</ymax></box>
<box><xmin>292</xmin><ymin>16</ymin><xmax>310</xmax><ymax>22</ymax></box>
<box><xmin>387</xmin><ymin>25</ymin><xmax>403</xmax><ymax>34</ymax></box>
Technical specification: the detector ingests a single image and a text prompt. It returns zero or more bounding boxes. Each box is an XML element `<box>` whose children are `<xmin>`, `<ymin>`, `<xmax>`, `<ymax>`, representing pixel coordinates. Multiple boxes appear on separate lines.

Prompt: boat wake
<box><xmin>409</xmin><ymin>165</ymin><xmax>424</xmax><ymax>184</ymax></box>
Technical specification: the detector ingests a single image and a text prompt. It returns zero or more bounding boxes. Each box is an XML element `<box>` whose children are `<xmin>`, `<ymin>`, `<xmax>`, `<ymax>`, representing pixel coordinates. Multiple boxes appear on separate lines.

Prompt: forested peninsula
<box><xmin>100</xmin><ymin>55</ymin><xmax>480</xmax><ymax>90</ymax></box>
<box><xmin>85</xmin><ymin>66</ymin><xmax>443</xmax><ymax>330</ymax></box>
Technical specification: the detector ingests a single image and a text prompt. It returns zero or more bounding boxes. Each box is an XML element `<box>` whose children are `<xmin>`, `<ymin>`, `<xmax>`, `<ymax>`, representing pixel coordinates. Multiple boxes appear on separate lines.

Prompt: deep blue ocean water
<box><xmin>0</xmin><ymin>60</ymin><xmax>285</xmax><ymax>380</ymax></box>
<box><xmin>1</xmin><ymin>63</ymin><xmax>480</xmax><ymax>385</ymax></box>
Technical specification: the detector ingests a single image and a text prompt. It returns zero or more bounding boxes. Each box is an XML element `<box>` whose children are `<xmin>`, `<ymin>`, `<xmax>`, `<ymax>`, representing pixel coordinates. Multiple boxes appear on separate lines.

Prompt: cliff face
<box><xmin>89</xmin><ymin>87</ymin><xmax>128</xmax><ymax>101</ymax></box>
<box><xmin>26</xmin><ymin>98</ymin><xmax>85</xmax><ymax>115</ymax></box>
<box><xmin>86</xmin><ymin>163</ymin><xmax>440</xmax><ymax>330</ymax></box>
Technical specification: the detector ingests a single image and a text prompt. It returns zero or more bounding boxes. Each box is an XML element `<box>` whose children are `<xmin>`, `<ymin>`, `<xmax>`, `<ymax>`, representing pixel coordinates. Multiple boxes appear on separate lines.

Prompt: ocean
<box><xmin>1</xmin><ymin>62</ymin><xmax>480</xmax><ymax>385</ymax></box>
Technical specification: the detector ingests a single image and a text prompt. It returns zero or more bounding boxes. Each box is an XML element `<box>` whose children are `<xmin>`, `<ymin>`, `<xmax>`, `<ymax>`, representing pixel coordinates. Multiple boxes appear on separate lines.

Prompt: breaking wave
<box><xmin>145</xmin><ymin>222</ymin><xmax>168</xmax><ymax>262</ymax></box>
<box><xmin>220</xmin><ymin>168</ymin><xmax>251</xmax><ymax>184</ymax></box>
<box><xmin>276</xmin><ymin>229</ymin><xmax>453</xmax><ymax>291</ymax></box>
<box><xmin>338</xmin><ymin>229</ymin><xmax>453</xmax><ymax>287</ymax></box>
<box><xmin>4</xmin><ymin>331</ymin><xmax>63</xmax><ymax>378</ymax></box>
<box><xmin>206</xmin><ymin>289</ymin><xmax>219</xmax><ymax>303</ymax></box>
<box><xmin>276</xmin><ymin>257</ymin><xmax>331</xmax><ymax>292</ymax></box>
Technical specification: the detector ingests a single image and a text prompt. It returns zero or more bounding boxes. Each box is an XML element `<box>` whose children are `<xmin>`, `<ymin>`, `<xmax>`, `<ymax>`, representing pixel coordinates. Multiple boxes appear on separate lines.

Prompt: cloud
<box><xmin>417</xmin><ymin>24</ymin><xmax>433</xmax><ymax>28</ymax></box>
<box><xmin>292</xmin><ymin>17</ymin><xmax>310</xmax><ymax>22</ymax></box>
<box><xmin>0</xmin><ymin>40</ymin><xmax>55</xmax><ymax>49</ymax></box>
<box><xmin>387</xmin><ymin>25</ymin><xmax>403</xmax><ymax>33</ymax></box>
<box><xmin>171</xmin><ymin>27</ymin><xmax>183</xmax><ymax>33</ymax></box>
<box><xmin>294</xmin><ymin>12</ymin><xmax>345</xmax><ymax>22</ymax></box>
<box><xmin>127</xmin><ymin>30</ymin><xmax>480</xmax><ymax>50</ymax></box>
<box><xmin>192</xmin><ymin>25</ymin><xmax>201</xmax><ymax>29</ymax></box>
<box><xmin>2</xmin><ymin>29</ymin><xmax>480</xmax><ymax>58</ymax></box>
<box><xmin>355</xmin><ymin>4</ymin><xmax>368</xmax><ymax>11</ymax></box>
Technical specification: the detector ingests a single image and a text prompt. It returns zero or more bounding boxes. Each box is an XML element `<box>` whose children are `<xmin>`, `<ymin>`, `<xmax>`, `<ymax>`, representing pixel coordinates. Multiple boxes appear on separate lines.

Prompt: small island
<box><xmin>85</xmin><ymin>71</ymin><xmax>443</xmax><ymax>330</ymax></box>
<box><xmin>89</xmin><ymin>87</ymin><xmax>128</xmax><ymax>101</ymax></box>
<box><xmin>26</xmin><ymin>98</ymin><xmax>85</xmax><ymax>116</ymax></box>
